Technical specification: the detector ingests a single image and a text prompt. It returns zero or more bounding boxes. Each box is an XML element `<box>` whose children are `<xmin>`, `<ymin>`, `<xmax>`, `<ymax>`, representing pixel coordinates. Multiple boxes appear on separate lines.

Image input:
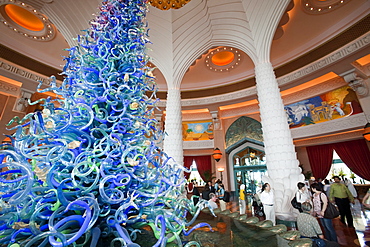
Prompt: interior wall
<box><xmin>0</xmin><ymin>94</ymin><xmax>25</xmax><ymax>140</ymax></box>
<box><xmin>296</xmin><ymin>146</ymin><xmax>311</xmax><ymax>179</ymax></box>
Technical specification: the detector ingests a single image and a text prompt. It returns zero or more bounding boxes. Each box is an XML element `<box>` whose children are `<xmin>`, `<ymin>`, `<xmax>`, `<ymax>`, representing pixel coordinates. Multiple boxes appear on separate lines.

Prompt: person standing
<box><xmin>329</xmin><ymin>176</ymin><xmax>354</xmax><ymax>227</ymax></box>
<box><xmin>217</xmin><ymin>183</ymin><xmax>226</xmax><ymax>211</ymax></box>
<box><xmin>239</xmin><ymin>184</ymin><xmax>246</xmax><ymax>215</ymax></box>
<box><xmin>202</xmin><ymin>185</ymin><xmax>211</xmax><ymax>200</ymax></box>
<box><xmin>295</xmin><ymin>182</ymin><xmax>311</xmax><ymax>212</ymax></box>
<box><xmin>260</xmin><ymin>183</ymin><xmax>275</xmax><ymax>225</ymax></box>
<box><xmin>192</xmin><ymin>182</ymin><xmax>200</xmax><ymax>206</ymax></box>
<box><xmin>207</xmin><ymin>181</ymin><xmax>215</xmax><ymax>193</ymax></box>
<box><xmin>323</xmin><ymin>179</ymin><xmax>331</xmax><ymax>197</ymax></box>
<box><xmin>214</xmin><ymin>179</ymin><xmax>221</xmax><ymax>192</ymax></box>
<box><xmin>311</xmin><ymin>183</ymin><xmax>338</xmax><ymax>242</ymax></box>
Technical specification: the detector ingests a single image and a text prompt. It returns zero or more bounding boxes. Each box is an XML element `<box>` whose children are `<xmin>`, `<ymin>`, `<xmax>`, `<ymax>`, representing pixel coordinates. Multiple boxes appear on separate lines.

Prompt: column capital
<box><xmin>343</xmin><ymin>72</ymin><xmax>368</xmax><ymax>98</ymax></box>
<box><xmin>210</xmin><ymin>110</ymin><xmax>221</xmax><ymax>130</ymax></box>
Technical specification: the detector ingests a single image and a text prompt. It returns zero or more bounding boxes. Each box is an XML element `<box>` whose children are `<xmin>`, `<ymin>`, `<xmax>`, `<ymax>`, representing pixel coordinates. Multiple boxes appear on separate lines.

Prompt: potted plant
<box><xmin>202</xmin><ymin>170</ymin><xmax>216</xmax><ymax>183</ymax></box>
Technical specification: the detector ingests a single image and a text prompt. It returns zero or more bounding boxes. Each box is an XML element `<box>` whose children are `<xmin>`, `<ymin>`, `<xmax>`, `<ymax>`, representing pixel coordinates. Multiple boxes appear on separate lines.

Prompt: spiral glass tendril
<box><xmin>0</xmin><ymin>0</ymin><xmax>214</xmax><ymax>246</ymax></box>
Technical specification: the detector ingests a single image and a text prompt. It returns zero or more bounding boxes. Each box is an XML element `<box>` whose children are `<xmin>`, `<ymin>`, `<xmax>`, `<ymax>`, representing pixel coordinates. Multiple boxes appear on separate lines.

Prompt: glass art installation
<box><xmin>0</xmin><ymin>1</ymin><xmax>213</xmax><ymax>246</ymax></box>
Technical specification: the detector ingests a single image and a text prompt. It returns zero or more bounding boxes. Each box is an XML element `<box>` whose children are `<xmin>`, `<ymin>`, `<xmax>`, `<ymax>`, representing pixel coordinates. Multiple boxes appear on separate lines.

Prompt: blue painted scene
<box><xmin>285</xmin><ymin>86</ymin><xmax>363</xmax><ymax>128</ymax></box>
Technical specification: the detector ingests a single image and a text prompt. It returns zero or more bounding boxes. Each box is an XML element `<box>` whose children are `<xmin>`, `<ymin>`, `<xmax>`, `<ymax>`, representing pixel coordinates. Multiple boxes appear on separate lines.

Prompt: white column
<box><xmin>255</xmin><ymin>62</ymin><xmax>304</xmax><ymax>217</ymax></box>
<box><xmin>163</xmin><ymin>88</ymin><xmax>183</xmax><ymax>166</ymax></box>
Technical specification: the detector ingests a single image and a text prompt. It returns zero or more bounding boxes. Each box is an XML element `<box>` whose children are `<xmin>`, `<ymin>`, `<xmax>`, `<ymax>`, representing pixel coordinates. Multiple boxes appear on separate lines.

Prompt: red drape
<box><xmin>306</xmin><ymin>143</ymin><xmax>334</xmax><ymax>179</ymax></box>
<box><xmin>183</xmin><ymin>156</ymin><xmax>194</xmax><ymax>180</ymax></box>
<box><xmin>332</xmin><ymin>139</ymin><xmax>370</xmax><ymax>181</ymax></box>
<box><xmin>193</xmin><ymin>155</ymin><xmax>212</xmax><ymax>182</ymax></box>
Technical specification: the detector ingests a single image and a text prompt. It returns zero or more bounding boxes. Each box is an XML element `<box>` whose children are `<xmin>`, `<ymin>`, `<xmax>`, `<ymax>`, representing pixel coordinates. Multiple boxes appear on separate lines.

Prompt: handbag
<box><xmin>311</xmin><ymin>237</ymin><xmax>327</xmax><ymax>247</ymax></box>
<box><xmin>324</xmin><ymin>202</ymin><xmax>340</xmax><ymax>219</ymax></box>
<box><xmin>291</xmin><ymin>196</ymin><xmax>301</xmax><ymax>210</ymax></box>
<box><xmin>320</xmin><ymin>193</ymin><xmax>340</xmax><ymax>219</ymax></box>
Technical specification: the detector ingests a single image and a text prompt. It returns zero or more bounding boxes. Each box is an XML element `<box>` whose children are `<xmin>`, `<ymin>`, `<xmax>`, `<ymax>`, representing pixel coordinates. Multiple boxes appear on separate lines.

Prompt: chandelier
<box><xmin>149</xmin><ymin>0</ymin><xmax>191</xmax><ymax>10</ymax></box>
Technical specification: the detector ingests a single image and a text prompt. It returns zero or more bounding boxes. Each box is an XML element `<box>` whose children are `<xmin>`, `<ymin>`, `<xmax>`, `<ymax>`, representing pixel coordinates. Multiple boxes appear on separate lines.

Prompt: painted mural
<box><xmin>182</xmin><ymin>120</ymin><xmax>213</xmax><ymax>141</ymax></box>
<box><xmin>285</xmin><ymin>86</ymin><xmax>363</xmax><ymax>128</ymax></box>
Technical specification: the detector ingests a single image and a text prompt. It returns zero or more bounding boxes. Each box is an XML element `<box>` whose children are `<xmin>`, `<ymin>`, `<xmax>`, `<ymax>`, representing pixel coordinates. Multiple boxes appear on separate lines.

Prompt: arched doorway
<box><xmin>225</xmin><ymin>116</ymin><xmax>265</xmax><ymax>195</ymax></box>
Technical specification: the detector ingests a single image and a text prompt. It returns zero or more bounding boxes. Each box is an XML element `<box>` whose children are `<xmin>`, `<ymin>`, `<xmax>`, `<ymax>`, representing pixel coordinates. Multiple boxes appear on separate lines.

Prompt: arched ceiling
<box><xmin>0</xmin><ymin>0</ymin><xmax>368</xmax><ymax>104</ymax></box>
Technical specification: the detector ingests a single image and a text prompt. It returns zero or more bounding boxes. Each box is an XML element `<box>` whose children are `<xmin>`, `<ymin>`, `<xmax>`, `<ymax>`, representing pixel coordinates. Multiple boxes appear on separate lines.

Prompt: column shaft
<box><xmin>163</xmin><ymin>88</ymin><xmax>183</xmax><ymax>166</ymax></box>
<box><xmin>255</xmin><ymin>62</ymin><xmax>304</xmax><ymax>216</ymax></box>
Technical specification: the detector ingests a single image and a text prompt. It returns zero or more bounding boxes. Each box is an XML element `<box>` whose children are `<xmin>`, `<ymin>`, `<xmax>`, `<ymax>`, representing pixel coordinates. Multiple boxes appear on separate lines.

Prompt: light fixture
<box><xmin>363</xmin><ymin>122</ymin><xmax>370</xmax><ymax>141</ymax></box>
<box><xmin>212</xmin><ymin>148</ymin><xmax>222</xmax><ymax>162</ymax></box>
<box><xmin>149</xmin><ymin>0</ymin><xmax>191</xmax><ymax>10</ymax></box>
<box><xmin>205</xmin><ymin>47</ymin><xmax>241</xmax><ymax>72</ymax></box>
<box><xmin>217</xmin><ymin>167</ymin><xmax>225</xmax><ymax>181</ymax></box>
<box><xmin>0</xmin><ymin>1</ymin><xmax>56</xmax><ymax>41</ymax></box>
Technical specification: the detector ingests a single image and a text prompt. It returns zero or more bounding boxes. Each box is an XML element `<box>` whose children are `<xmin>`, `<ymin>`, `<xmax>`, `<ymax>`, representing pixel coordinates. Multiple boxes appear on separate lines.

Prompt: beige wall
<box><xmin>0</xmin><ymin>94</ymin><xmax>26</xmax><ymax>141</ymax></box>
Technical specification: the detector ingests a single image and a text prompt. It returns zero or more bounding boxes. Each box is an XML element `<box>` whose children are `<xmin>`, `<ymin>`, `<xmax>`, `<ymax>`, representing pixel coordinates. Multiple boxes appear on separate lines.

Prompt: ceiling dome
<box><xmin>5</xmin><ymin>4</ymin><xmax>44</xmax><ymax>31</ymax></box>
<box><xmin>205</xmin><ymin>47</ymin><xmax>242</xmax><ymax>72</ymax></box>
<box><xmin>0</xmin><ymin>1</ymin><xmax>56</xmax><ymax>41</ymax></box>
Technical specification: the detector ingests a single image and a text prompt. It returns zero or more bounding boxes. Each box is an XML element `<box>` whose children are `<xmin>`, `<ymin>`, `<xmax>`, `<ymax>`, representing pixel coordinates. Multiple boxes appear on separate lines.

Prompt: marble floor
<box><xmin>224</xmin><ymin>199</ymin><xmax>370</xmax><ymax>247</ymax></box>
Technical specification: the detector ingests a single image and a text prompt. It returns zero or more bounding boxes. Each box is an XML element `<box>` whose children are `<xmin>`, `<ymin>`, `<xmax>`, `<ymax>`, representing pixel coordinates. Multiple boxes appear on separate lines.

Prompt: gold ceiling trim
<box><xmin>149</xmin><ymin>0</ymin><xmax>191</xmax><ymax>10</ymax></box>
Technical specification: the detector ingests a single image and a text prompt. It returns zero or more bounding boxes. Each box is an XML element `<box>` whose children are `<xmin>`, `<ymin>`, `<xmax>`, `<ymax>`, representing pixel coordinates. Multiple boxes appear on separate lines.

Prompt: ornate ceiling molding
<box><xmin>183</xmin><ymin>139</ymin><xmax>214</xmax><ymax>149</ymax></box>
<box><xmin>291</xmin><ymin>112</ymin><xmax>367</xmax><ymax>140</ymax></box>
<box><xmin>207</xmin><ymin>76</ymin><xmax>347</xmax><ymax>120</ymax></box>
<box><xmin>281</xmin><ymin>77</ymin><xmax>348</xmax><ymax>104</ymax></box>
<box><xmin>182</xmin><ymin>112</ymin><xmax>211</xmax><ymax>121</ymax></box>
<box><xmin>294</xmin><ymin>129</ymin><xmax>363</xmax><ymax>147</ymax></box>
<box><xmin>277</xmin><ymin>32</ymin><xmax>370</xmax><ymax>86</ymax></box>
<box><xmin>0</xmin><ymin>79</ymin><xmax>19</xmax><ymax>96</ymax></box>
<box><xmin>0</xmin><ymin>58</ymin><xmax>57</xmax><ymax>87</ymax></box>
<box><xmin>156</xmin><ymin>32</ymin><xmax>370</xmax><ymax>108</ymax></box>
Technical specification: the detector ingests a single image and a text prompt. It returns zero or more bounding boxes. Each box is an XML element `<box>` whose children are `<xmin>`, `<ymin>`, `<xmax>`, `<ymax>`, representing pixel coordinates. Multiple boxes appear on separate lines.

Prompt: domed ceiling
<box><xmin>0</xmin><ymin>0</ymin><xmax>368</xmax><ymax>103</ymax></box>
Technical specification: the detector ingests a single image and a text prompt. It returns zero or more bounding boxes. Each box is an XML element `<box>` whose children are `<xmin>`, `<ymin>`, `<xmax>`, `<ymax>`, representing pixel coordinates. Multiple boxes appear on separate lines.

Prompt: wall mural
<box><xmin>182</xmin><ymin>120</ymin><xmax>213</xmax><ymax>141</ymax></box>
<box><xmin>285</xmin><ymin>86</ymin><xmax>363</xmax><ymax>128</ymax></box>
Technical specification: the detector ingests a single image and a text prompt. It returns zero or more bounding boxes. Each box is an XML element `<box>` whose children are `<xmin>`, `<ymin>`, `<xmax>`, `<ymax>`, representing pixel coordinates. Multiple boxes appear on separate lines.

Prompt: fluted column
<box><xmin>255</xmin><ymin>62</ymin><xmax>304</xmax><ymax>216</ymax></box>
<box><xmin>163</xmin><ymin>88</ymin><xmax>183</xmax><ymax>166</ymax></box>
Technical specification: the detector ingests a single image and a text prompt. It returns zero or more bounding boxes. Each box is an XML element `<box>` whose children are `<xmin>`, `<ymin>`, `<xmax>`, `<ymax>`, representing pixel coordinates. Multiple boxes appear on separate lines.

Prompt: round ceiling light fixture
<box><xmin>302</xmin><ymin>0</ymin><xmax>351</xmax><ymax>14</ymax></box>
<box><xmin>149</xmin><ymin>0</ymin><xmax>191</xmax><ymax>10</ymax></box>
<box><xmin>205</xmin><ymin>47</ymin><xmax>242</xmax><ymax>72</ymax></box>
<box><xmin>0</xmin><ymin>1</ymin><xmax>56</xmax><ymax>41</ymax></box>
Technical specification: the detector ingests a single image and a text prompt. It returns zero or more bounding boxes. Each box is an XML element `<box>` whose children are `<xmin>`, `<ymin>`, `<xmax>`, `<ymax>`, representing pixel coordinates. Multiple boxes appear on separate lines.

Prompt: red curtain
<box><xmin>306</xmin><ymin>143</ymin><xmax>334</xmax><ymax>179</ymax></box>
<box><xmin>193</xmin><ymin>155</ymin><xmax>212</xmax><ymax>182</ymax></box>
<box><xmin>332</xmin><ymin>139</ymin><xmax>370</xmax><ymax>181</ymax></box>
<box><xmin>183</xmin><ymin>156</ymin><xmax>194</xmax><ymax>180</ymax></box>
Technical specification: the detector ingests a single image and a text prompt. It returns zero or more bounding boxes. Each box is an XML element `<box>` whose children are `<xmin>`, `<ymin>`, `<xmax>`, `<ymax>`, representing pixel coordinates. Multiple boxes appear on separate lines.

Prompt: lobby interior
<box><xmin>0</xmin><ymin>0</ymin><xmax>370</xmax><ymax>246</ymax></box>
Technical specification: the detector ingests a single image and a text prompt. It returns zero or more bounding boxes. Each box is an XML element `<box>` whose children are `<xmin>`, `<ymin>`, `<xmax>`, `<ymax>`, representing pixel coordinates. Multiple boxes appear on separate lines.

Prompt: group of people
<box><xmin>293</xmin><ymin>175</ymin><xmax>358</xmax><ymax>246</ymax></box>
<box><xmin>253</xmin><ymin>176</ymin><xmax>359</xmax><ymax>246</ymax></box>
<box><xmin>187</xmin><ymin>179</ymin><xmax>228</xmax><ymax>211</ymax></box>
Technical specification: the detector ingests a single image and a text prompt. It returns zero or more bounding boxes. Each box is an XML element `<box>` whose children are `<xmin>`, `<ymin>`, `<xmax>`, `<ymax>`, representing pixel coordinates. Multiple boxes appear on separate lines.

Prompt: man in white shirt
<box><xmin>208</xmin><ymin>193</ymin><xmax>218</xmax><ymax>209</ymax></box>
<box><xmin>260</xmin><ymin>183</ymin><xmax>275</xmax><ymax>225</ymax></box>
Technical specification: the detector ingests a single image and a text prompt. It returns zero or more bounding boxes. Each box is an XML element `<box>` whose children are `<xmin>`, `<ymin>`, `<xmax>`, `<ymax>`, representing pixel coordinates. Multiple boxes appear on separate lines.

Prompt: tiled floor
<box><xmin>224</xmin><ymin>199</ymin><xmax>370</xmax><ymax>247</ymax></box>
